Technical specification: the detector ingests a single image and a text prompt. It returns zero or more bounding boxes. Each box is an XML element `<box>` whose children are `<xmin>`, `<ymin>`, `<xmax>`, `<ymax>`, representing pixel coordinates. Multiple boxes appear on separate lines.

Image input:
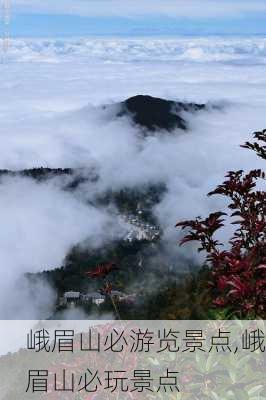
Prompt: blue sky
<box><xmin>9</xmin><ymin>1</ymin><xmax>266</xmax><ymax>37</ymax></box>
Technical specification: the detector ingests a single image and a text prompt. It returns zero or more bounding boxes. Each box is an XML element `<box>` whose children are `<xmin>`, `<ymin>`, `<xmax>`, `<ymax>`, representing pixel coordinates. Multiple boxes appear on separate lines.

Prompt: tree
<box><xmin>176</xmin><ymin>130</ymin><xmax>266</xmax><ymax>318</ymax></box>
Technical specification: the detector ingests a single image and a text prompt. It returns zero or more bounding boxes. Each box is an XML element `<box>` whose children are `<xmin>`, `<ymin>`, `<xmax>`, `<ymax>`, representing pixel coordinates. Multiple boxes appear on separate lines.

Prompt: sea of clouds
<box><xmin>6</xmin><ymin>37</ymin><xmax>266</xmax><ymax>64</ymax></box>
<box><xmin>0</xmin><ymin>36</ymin><xmax>265</xmax><ymax>318</ymax></box>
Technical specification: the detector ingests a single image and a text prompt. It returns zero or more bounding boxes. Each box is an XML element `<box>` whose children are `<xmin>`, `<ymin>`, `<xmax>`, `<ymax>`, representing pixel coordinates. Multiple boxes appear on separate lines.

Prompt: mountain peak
<box><xmin>118</xmin><ymin>95</ymin><xmax>205</xmax><ymax>132</ymax></box>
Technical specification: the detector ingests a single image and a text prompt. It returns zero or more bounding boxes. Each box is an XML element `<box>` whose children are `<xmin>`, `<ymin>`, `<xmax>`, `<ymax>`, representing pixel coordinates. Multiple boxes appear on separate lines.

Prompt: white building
<box><xmin>82</xmin><ymin>292</ymin><xmax>105</xmax><ymax>306</ymax></box>
<box><xmin>64</xmin><ymin>291</ymin><xmax>81</xmax><ymax>301</ymax></box>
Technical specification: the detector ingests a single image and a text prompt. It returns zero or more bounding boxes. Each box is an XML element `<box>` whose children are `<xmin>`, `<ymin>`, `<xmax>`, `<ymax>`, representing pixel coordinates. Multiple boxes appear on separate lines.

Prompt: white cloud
<box><xmin>12</xmin><ymin>0</ymin><xmax>266</xmax><ymax>18</ymax></box>
<box><xmin>7</xmin><ymin>37</ymin><xmax>266</xmax><ymax>65</ymax></box>
<box><xmin>0</xmin><ymin>175</ymin><xmax>127</xmax><ymax>318</ymax></box>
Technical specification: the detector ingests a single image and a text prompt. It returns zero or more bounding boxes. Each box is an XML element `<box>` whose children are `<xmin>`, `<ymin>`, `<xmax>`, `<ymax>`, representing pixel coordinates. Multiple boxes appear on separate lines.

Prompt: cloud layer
<box><xmin>6</xmin><ymin>37</ymin><xmax>266</xmax><ymax>65</ymax></box>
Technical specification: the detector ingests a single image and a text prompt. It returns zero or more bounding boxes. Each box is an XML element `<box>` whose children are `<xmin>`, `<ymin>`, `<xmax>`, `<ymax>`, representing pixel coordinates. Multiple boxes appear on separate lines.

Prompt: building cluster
<box><xmin>59</xmin><ymin>290</ymin><xmax>136</xmax><ymax>307</ymax></box>
<box><xmin>123</xmin><ymin>214</ymin><xmax>160</xmax><ymax>243</ymax></box>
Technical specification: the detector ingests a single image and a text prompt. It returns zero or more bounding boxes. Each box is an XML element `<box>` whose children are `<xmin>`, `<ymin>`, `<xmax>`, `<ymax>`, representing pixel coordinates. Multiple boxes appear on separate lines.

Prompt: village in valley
<box><xmin>55</xmin><ymin>209</ymin><xmax>160</xmax><ymax>315</ymax></box>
